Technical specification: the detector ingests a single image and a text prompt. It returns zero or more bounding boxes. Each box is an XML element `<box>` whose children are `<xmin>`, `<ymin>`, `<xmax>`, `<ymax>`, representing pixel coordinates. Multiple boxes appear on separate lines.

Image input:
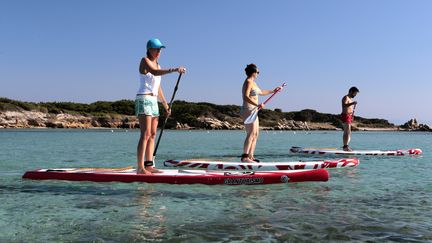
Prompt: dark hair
<box><xmin>245</xmin><ymin>63</ymin><xmax>258</xmax><ymax>77</ymax></box>
<box><xmin>349</xmin><ymin>86</ymin><xmax>359</xmax><ymax>93</ymax></box>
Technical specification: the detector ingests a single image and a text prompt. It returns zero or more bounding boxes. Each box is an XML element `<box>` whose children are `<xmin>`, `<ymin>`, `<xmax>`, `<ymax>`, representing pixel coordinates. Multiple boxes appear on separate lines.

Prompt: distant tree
<box><xmin>89</xmin><ymin>101</ymin><xmax>113</xmax><ymax>114</ymax></box>
<box><xmin>112</xmin><ymin>100</ymin><xmax>134</xmax><ymax>115</ymax></box>
<box><xmin>294</xmin><ymin>109</ymin><xmax>316</xmax><ymax>122</ymax></box>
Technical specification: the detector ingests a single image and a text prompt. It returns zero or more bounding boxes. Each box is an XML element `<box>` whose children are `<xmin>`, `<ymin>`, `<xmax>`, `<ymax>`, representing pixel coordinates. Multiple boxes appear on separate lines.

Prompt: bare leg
<box><xmin>145</xmin><ymin>117</ymin><xmax>161</xmax><ymax>173</ymax></box>
<box><xmin>137</xmin><ymin>115</ymin><xmax>152</xmax><ymax>174</ymax></box>
<box><xmin>342</xmin><ymin>123</ymin><xmax>352</xmax><ymax>151</ymax></box>
<box><xmin>248</xmin><ymin>118</ymin><xmax>259</xmax><ymax>160</ymax></box>
<box><xmin>242</xmin><ymin>122</ymin><xmax>255</xmax><ymax>163</ymax></box>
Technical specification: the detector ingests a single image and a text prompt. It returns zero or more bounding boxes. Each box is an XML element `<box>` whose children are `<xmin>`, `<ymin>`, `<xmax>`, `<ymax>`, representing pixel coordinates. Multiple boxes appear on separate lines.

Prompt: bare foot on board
<box><xmin>146</xmin><ymin>166</ymin><xmax>163</xmax><ymax>173</ymax></box>
<box><xmin>241</xmin><ymin>157</ymin><xmax>256</xmax><ymax>163</ymax></box>
<box><xmin>343</xmin><ymin>145</ymin><xmax>353</xmax><ymax>151</ymax></box>
<box><xmin>137</xmin><ymin>168</ymin><xmax>152</xmax><ymax>175</ymax></box>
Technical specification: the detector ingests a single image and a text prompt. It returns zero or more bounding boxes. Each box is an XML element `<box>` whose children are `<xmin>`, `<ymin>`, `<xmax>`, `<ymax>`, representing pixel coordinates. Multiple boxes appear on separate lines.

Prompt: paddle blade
<box><xmin>244</xmin><ymin>108</ymin><xmax>259</xmax><ymax>124</ymax></box>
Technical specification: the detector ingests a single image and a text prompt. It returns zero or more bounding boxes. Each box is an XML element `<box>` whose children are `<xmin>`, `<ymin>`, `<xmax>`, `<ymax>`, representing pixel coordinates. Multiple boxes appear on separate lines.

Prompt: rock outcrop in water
<box><xmin>401</xmin><ymin>118</ymin><xmax>432</xmax><ymax>131</ymax></box>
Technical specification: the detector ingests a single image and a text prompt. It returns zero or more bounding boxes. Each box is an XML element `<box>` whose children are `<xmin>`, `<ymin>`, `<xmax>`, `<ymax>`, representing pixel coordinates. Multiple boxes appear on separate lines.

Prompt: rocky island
<box><xmin>0</xmin><ymin>98</ymin><xmax>430</xmax><ymax>131</ymax></box>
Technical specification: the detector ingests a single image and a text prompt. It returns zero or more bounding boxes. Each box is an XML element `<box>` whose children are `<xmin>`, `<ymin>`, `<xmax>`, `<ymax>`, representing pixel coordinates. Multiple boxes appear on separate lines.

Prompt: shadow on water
<box><xmin>2</xmin><ymin>180</ymin><xmax>297</xmax><ymax>200</ymax></box>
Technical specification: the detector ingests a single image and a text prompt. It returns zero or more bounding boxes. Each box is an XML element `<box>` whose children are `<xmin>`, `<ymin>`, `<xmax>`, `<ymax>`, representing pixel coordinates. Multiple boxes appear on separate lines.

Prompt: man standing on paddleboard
<box><xmin>341</xmin><ymin>86</ymin><xmax>359</xmax><ymax>151</ymax></box>
<box><xmin>135</xmin><ymin>38</ymin><xmax>186</xmax><ymax>174</ymax></box>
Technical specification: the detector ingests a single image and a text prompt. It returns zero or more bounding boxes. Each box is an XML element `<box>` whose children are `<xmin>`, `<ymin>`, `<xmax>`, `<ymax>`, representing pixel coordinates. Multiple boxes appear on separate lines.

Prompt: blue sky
<box><xmin>1</xmin><ymin>0</ymin><xmax>431</xmax><ymax>125</ymax></box>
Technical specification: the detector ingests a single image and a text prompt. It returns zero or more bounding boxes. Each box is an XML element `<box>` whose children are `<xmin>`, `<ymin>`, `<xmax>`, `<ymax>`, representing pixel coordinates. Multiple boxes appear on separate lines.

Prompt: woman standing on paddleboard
<box><xmin>240</xmin><ymin>64</ymin><xmax>282</xmax><ymax>163</ymax></box>
<box><xmin>136</xmin><ymin>38</ymin><xmax>186</xmax><ymax>174</ymax></box>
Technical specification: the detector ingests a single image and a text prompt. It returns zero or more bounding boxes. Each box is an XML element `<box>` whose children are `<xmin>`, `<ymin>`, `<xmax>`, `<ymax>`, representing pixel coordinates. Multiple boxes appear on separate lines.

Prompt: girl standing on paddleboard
<box><xmin>240</xmin><ymin>64</ymin><xmax>283</xmax><ymax>163</ymax></box>
<box><xmin>136</xmin><ymin>38</ymin><xmax>186</xmax><ymax>174</ymax></box>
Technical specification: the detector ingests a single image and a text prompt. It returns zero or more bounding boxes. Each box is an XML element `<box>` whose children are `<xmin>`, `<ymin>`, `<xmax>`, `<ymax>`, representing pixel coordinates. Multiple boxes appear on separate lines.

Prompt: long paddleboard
<box><xmin>163</xmin><ymin>158</ymin><xmax>359</xmax><ymax>171</ymax></box>
<box><xmin>22</xmin><ymin>168</ymin><xmax>329</xmax><ymax>185</ymax></box>
<box><xmin>290</xmin><ymin>146</ymin><xmax>422</xmax><ymax>156</ymax></box>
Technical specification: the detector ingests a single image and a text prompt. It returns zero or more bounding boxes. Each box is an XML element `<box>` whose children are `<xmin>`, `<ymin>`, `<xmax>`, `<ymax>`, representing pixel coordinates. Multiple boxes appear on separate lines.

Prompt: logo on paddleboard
<box><xmin>280</xmin><ymin>175</ymin><xmax>289</xmax><ymax>183</ymax></box>
<box><xmin>224</xmin><ymin>177</ymin><xmax>264</xmax><ymax>185</ymax></box>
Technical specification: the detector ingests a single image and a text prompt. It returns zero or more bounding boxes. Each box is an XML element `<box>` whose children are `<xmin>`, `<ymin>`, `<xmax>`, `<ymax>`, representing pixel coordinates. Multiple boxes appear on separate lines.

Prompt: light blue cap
<box><xmin>146</xmin><ymin>38</ymin><xmax>166</xmax><ymax>50</ymax></box>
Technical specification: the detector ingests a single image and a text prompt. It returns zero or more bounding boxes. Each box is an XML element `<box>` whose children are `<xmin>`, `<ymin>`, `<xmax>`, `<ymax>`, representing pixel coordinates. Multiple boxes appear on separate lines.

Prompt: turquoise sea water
<box><xmin>0</xmin><ymin>129</ymin><xmax>431</xmax><ymax>242</ymax></box>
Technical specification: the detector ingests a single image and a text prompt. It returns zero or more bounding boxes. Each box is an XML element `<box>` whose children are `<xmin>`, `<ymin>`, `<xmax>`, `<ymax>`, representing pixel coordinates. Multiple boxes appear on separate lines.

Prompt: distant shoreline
<box><xmin>0</xmin><ymin>124</ymin><xmax>426</xmax><ymax>132</ymax></box>
<box><xmin>1</xmin><ymin>97</ymin><xmax>430</xmax><ymax>132</ymax></box>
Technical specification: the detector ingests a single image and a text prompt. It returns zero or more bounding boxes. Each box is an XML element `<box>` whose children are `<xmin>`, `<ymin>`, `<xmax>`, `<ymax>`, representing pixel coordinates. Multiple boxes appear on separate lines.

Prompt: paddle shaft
<box><xmin>153</xmin><ymin>73</ymin><xmax>183</xmax><ymax>158</ymax></box>
<box><xmin>352</xmin><ymin>103</ymin><xmax>357</xmax><ymax>116</ymax></box>
<box><xmin>257</xmin><ymin>83</ymin><xmax>287</xmax><ymax>111</ymax></box>
<box><xmin>243</xmin><ymin>83</ymin><xmax>286</xmax><ymax>124</ymax></box>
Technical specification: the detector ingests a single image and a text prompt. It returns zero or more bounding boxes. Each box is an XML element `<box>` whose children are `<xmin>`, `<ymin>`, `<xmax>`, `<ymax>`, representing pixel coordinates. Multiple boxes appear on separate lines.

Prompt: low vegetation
<box><xmin>0</xmin><ymin>97</ymin><xmax>395</xmax><ymax>128</ymax></box>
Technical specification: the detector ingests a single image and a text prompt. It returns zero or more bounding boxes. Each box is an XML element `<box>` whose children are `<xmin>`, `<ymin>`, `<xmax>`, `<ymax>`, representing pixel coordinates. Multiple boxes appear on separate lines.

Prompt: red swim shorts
<box><xmin>341</xmin><ymin>113</ymin><xmax>354</xmax><ymax>124</ymax></box>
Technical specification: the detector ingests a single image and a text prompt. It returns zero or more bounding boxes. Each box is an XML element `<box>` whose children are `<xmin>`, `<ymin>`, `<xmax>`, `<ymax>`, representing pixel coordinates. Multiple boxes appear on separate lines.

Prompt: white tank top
<box><xmin>137</xmin><ymin>72</ymin><xmax>161</xmax><ymax>96</ymax></box>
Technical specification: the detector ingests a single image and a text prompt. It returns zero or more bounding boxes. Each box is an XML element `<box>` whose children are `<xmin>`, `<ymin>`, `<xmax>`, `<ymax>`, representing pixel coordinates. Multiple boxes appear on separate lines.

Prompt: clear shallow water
<box><xmin>0</xmin><ymin>129</ymin><xmax>431</xmax><ymax>242</ymax></box>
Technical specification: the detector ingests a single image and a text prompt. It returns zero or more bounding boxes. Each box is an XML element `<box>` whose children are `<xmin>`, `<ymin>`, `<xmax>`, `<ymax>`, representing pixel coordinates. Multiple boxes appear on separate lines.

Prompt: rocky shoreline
<box><xmin>1</xmin><ymin>110</ymin><xmax>430</xmax><ymax>131</ymax></box>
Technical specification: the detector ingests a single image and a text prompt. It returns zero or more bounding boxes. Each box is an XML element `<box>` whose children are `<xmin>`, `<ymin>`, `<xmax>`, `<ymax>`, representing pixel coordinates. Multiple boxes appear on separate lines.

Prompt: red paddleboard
<box><xmin>22</xmin><ymin>168</ymin><xmax>329</xmax><ymax>185</ymax></box>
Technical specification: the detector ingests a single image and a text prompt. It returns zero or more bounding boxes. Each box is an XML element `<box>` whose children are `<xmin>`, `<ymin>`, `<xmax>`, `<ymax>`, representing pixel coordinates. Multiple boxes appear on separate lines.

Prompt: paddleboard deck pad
<box><xmin>290</xmin><ymin>146</ymin><xmax>422</xmax><ymax>156</ymax></box>
<box><xmin>22</xmin><ymin>168</ymin><xmax>329</xmax><ymax>185</ymax></box>
<box><xmin>163</xmin><ymin>158</ymin><xmax>359</xmax><ymax>171</ymax></box>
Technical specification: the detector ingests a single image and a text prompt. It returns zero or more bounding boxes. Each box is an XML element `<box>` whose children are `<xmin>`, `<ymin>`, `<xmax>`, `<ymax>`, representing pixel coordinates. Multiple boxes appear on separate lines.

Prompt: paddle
<box><xmin>244</xmin><ymin>83</ymin><xmax>287</xmax><ymax>124</ymax></box>
<box><xmin>352</xmin><ymin>103</ymin><xmax>357</xmax><ymax>116</ymax></box>
<box><xmin>153</xmin><ymin>73</ymin><xmax>183</xmax><ymax>161</ymax></box>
